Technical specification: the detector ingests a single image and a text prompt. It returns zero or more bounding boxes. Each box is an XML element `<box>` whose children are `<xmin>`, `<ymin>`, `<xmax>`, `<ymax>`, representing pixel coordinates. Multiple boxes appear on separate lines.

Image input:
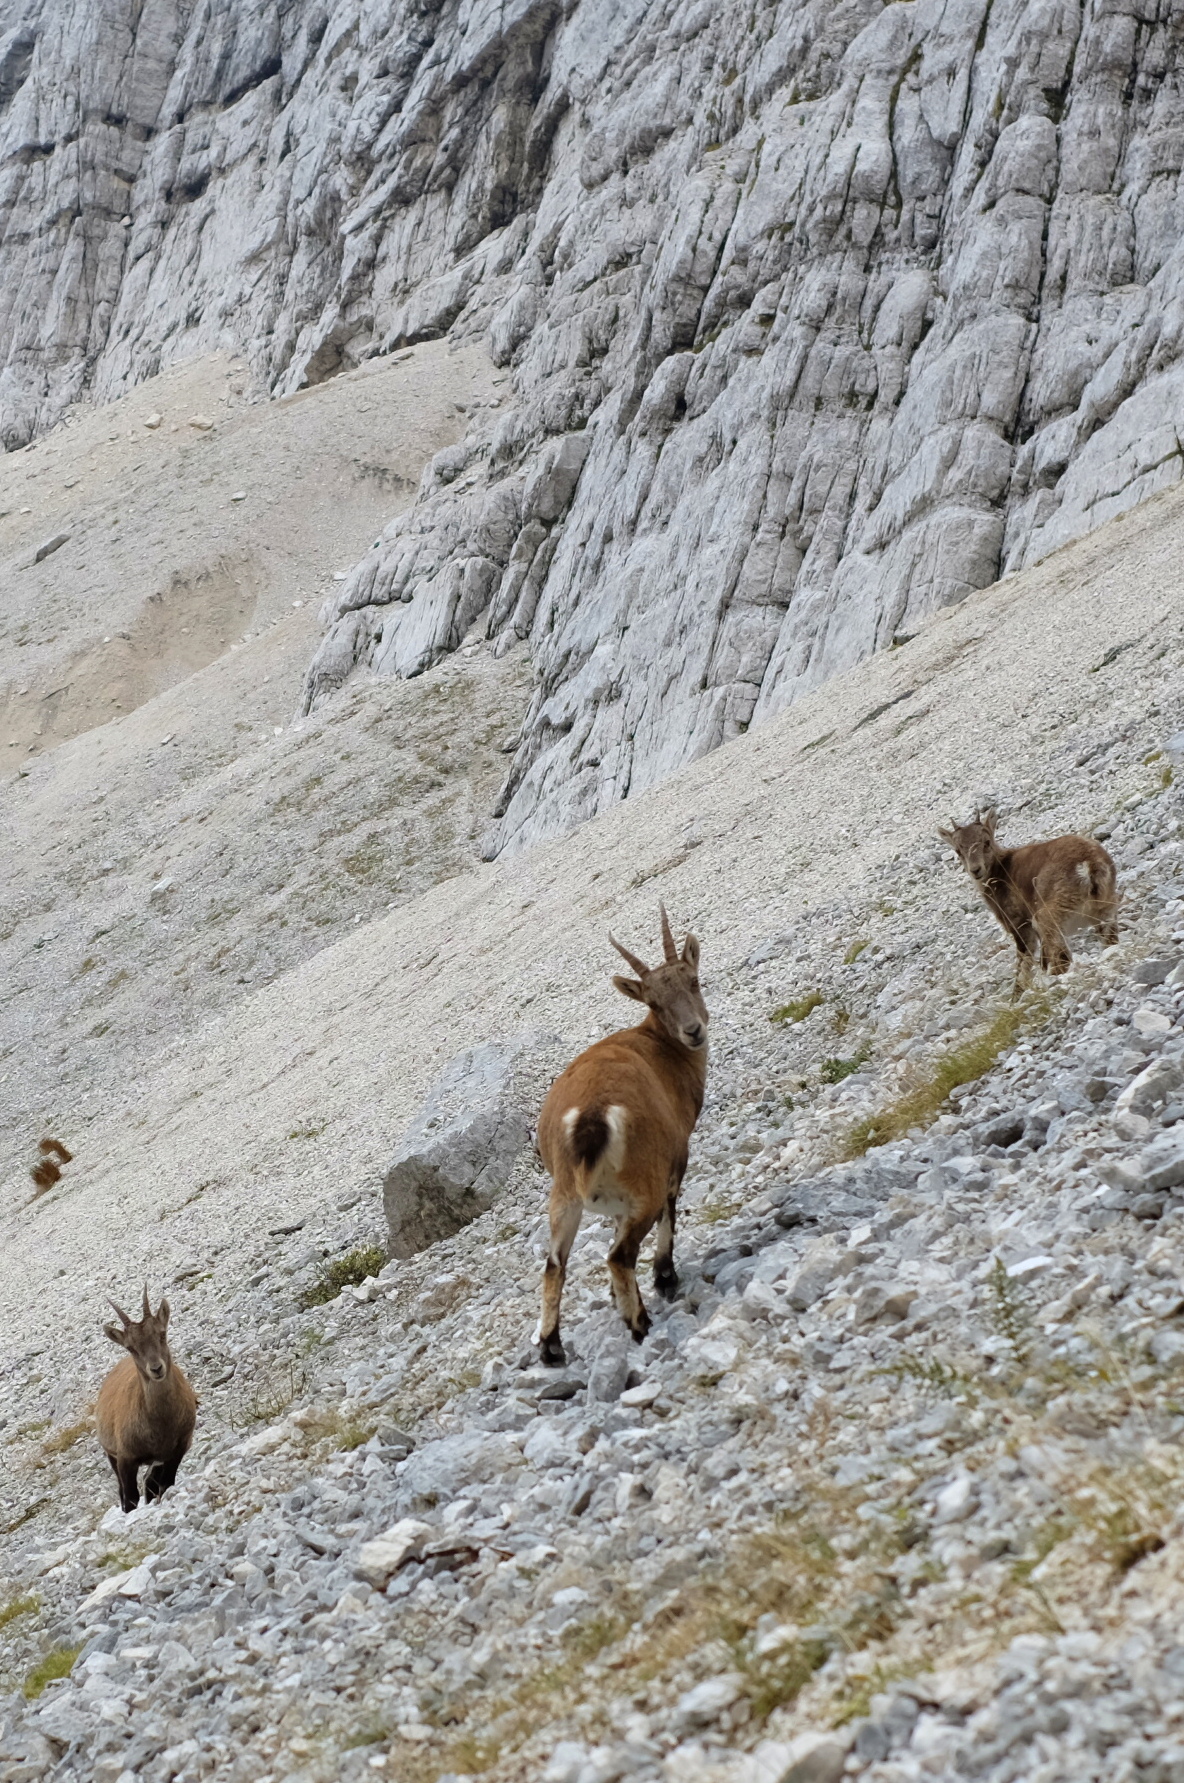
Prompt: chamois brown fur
<box><xmin>96</xmin><ymin>1291</ymin><xmax>197</xmax><ymax>1513</ymax></box>
<box><xmin>536</xmin><ymin>907</ymin><xmax>708</xmax><ymax>1365</ymax></box>
<box><xmin>29</xmin><ymin>1136</ymin><xmax>72</xmax><ymax>1195</ymax></box>
<box><xmin>940</xmin><ymin>808</ymin><xmax>1120</xmax><ymax>995</ymax></box>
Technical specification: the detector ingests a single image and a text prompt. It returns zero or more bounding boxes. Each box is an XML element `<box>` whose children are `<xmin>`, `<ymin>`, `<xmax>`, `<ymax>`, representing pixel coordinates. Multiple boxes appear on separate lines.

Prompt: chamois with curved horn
<box><xmin>95</xmin><ymin>1290</ymin><xmax>197</xmax><ymax>1513</ymax></box>
<box><xmin>536</xmin><ymin>906</ymin><xmax>708</xmax><ymax>1364</ymax></box>
<box><xmin>940</xmin><ymin>807</ymin><xmax>1119</xmax><ymax>996</ymax></box>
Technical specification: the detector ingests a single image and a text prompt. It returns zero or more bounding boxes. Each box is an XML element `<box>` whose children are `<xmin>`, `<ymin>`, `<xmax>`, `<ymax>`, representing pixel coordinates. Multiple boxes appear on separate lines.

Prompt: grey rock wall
<box><xmin>5</xmin><ymin>0</ymin><xmax>1184</xmax><ymax>847</ymax></box>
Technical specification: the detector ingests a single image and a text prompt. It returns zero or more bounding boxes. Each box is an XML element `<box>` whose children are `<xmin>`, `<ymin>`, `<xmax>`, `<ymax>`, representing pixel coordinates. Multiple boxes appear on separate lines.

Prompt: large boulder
<box><xmin>383</xmin><ymin>1030</ymin><xmax>560</xmax><ymax>1257</ymax></box>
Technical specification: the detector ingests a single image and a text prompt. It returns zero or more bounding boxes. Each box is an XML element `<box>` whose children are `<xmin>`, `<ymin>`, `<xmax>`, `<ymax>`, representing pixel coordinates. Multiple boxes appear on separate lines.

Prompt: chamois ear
<box><xmin>104</xmin><ymin>1322</ymin><xmax>129</xmax><ymax>1348</ymax></box>
<box><xmin>681</xmin><ymin>932</ymin><xmax>700</xmax><ymax>970</ymax></box>
<box><xmin>978</xmin><ymin>806</ymin><xmax>998</xmax><ymax>833</ymax></box>
<box><xmin>612</xmin><ymin>974</ymin><xmax>647</xmax><ymax>1003</ymax></box>
<box><xmin>156</xmin><ymin>1297</ymin><xmax>170</xmax><ymax>1328</ymax></box>
<box><xmin>937</xmin><ymin>823</ymin><xmax>957</xmax><ymax>844</ymax></box>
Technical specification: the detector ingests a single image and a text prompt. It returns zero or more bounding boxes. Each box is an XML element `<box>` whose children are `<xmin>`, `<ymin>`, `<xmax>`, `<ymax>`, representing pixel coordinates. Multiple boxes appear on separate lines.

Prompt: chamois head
<box><xmin>609</xmin><ymin>905</ymin><xmax>708</xmax><ymax>1050</ymax></box>
<box><xmin>939</xmin><ymin>807</ymin><xmax>1001</xmax><ymax>885</ymax></box>
<box><xmin>104</xmin><ymin>1290</ymin><xmax>174</xmax><ymax>1384</ymax></box>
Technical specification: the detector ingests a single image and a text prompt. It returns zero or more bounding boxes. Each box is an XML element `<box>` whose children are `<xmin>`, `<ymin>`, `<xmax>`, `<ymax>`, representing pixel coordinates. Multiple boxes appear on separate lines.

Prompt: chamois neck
<box><xmin>638</xmin><ymin>1011</ymin><xmax>708</xmax><ymax>1082</ymax></box>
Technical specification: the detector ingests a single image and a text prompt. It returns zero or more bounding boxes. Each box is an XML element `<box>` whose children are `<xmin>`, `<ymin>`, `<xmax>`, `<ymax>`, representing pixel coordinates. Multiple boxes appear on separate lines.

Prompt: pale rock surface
<box><xmin>5</xmin><ymin>1</ymin><xmax>1184</xmax><ymax>846</ymax></box>
<box><xmin>383</xmin><ymin>1029</ymin><xmax>562</xmax><ymax>1256</ymax></box>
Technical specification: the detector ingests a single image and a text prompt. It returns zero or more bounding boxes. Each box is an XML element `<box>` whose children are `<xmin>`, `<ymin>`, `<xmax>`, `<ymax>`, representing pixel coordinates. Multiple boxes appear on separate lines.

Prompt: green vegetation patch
<box><xmin>771</xmin><ymin>991</ymin><xmax>824</xmax><ymax>1025</ymax></box>
<box><xmin>821</xmin><ymin>1045</ymin><xmax>871</xmax><ymax>1084</ymax></box>
<box><xmin>0</xmin><ymin>1596</ymin><xmax>38</xmax><ymax>1631</ymax></box>
<box><xmin>841</xmin><ymin>1002</ymin><xmax>1034</xmax><ymax>1157</ymax></box>
<box><xmin>23</xmin><ymin>1645</ymin><xmax>81</xmax><ymax>1699</ymax></box>
<box><xmin>299</xmin><ymin>1243</ymin><xmax>387</xmax><ymax>1309</ymax></box>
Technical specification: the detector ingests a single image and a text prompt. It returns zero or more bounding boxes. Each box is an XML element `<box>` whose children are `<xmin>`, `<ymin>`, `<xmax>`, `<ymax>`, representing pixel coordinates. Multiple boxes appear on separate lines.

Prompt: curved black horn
<box><xmin>609</xmin><ymin>932</ymin><xmax>649</xmax><ymax>977</ymax></box>
<box><xmin>108</xmin><ymin>1299</ymin><xmax>132</xmax><ymax>1327</ymax></box>
<box><xmin>142</xmin><ymin>1284</ymin><xmax>151</xmax><ymax>1320</ymax></box>
<box><xmin>659</xmin><ymin>903</ymin><xmax>678</xmax><ymax>963</ymax></box>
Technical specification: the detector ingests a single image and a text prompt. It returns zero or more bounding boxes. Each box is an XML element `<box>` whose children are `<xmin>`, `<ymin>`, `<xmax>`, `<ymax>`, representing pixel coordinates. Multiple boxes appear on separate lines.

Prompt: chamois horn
<box><xmin>609</xmin><ymin>933</ymin><xmax>650</xmax><ymax>977</ymax></box>
<box><xmin>659</xmin><ymin>902</ymin><xmax>678</xmax><ymax>963</ymax></box>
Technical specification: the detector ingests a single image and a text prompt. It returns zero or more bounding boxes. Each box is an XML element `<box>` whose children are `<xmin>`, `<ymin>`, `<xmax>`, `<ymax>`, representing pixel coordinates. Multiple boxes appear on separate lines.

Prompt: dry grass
<box><xmin>41</xmin><ymin>1418</ymin><xmax>91</xmax><ymax>1456</ymax></box>
<box><xmin>840</xmin><ymin>1000</ymin><xmax>1037</xmax><ymax>1157</ymax></box>
<box><xmin>0</xmin><ymin>1597</ymin><xmax>38</xmax><ymax>1632</ymax></box>
<box><xmin>23</xmin><ymin>1645</ymin><xmax>81</xmax><ymax>1699</ymax></box>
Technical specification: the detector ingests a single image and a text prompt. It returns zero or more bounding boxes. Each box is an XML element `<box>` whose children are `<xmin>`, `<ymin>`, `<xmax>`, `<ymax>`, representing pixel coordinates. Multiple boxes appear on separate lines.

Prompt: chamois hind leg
<box><xmin>653</xmin><ymin>1187</ymin><xmax>680</xmax><ymax>1301</ymax></box>
<box><xmin>539</xmin><ymin>1191</ymin><xmax>582</xmax><ymax>1367</ymax></box>
<box><xmin>608</xmin><ymin>1210</ymin><xmax>658</xmax><ymax>1344</ymax></box>
<box><xmin>1035</xmin><ymin>910</ymin><xmax>1072</xmax><ymax>975</ymax></box>
<box><xmin>111</xmin><ymin>1455</ymin><xmax>140</xmax><ymax>1514</ymax></box>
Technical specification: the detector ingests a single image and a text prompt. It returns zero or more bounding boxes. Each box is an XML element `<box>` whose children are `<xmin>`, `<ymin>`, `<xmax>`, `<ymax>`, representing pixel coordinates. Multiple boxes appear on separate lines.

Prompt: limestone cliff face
<box><xmin>4</xmin><ymin>0</ymin><xmax>1184</xmax><ymax>847</ymax></box>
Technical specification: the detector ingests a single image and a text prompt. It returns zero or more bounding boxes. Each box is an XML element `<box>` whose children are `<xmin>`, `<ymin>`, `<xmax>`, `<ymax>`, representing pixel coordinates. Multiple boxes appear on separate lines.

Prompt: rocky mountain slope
<box><xmin>5</xmin><ymin>0</ymin><xmax>1184</xmax><ymax>844</ymax></box>
<box><xmin>0</xmin><ymin>397</ymin><xmax>1180</xmax><ymax>1781</ymax></box>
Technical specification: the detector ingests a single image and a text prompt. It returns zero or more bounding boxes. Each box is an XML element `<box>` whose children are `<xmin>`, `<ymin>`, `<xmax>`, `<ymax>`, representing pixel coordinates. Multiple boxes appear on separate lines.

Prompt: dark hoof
<box><xmin>630</xmin><ymin>1312</ymin><xmax>652</xmax><ymax>1345</ymax></box>
<box><xmin>538</xmin><ymin>1333</ymin><xmax>566</xmax><ymax>1368</ymax></box>
<box><xmin>654</xmin><ymin>1266</ymin><xmax>679</xmax><ymax>1302</ymax></box>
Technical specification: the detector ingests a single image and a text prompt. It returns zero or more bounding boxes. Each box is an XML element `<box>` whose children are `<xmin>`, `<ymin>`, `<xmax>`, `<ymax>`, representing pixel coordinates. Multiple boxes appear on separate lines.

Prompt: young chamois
<box><xmin>96</xmin><ymin>1292</ymin><xmax>197</xmax><ymax>1513</ymax></box>
<box><xmin>30</xmin><ymin>1137</ymin><xmax>72</xmax><ymax>1196</ymax></box>
<box><xmin>940</xmin><ymin>808</ymin><xmax>1119</xmax><ymax>995</ymax></box>
<box><xmin>536</xmin><ymin>907</ymin><xmax>708</xmax><ymax>1365</ymax></box>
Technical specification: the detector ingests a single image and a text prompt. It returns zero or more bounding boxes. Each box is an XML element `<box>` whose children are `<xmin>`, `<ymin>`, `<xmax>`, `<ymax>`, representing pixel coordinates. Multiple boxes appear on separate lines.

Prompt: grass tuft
<box><xmin>299</xmin><ymin>1243</ymin><xmax>387</xmax><ymax>1309</ymax></box>
<box><xmin>23</xmin><ymin>1646</ymin><xmax>81</xmax><ymax>1699</ymax></box>
<box><xmin>844</xmin><ymin>939</ymin><xmax>869</xmax><ymax>964</ymax></box>
<box><xmin>772</xmin><ymin>991</ymin><xmax>823</xmax><ymax>1025</ymax></box>
<box><xmin>41</xmin><ymin>1419</ymin><xmax>90</xmax><ymax>1457</ymax></box>
<box><xmin>840</xmin><ymin>1002</ymin><xmax>1033</xmax><ymax>1157</ymax></box>
<box><xmin>0</xmin><ymin>1595</ymin><xmax>38</xmax><ymax>1630</ymax></box>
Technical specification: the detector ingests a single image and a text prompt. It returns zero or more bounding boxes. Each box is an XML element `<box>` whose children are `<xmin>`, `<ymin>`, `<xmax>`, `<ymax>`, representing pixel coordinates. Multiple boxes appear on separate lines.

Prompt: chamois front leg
<box><xmin>608</xmin><ymin>1211</ymin><xmax>657</xmax><ymax>1343</ymax></box>
<box><xmin>1035</xmin><ymin>912</ymin><xmax>1072</xmax><ymax>975</ymax></box>
<box><xmin>1011</xmin><ymin>920</ymin><xmax>1038</xmax><ymax>1000</ymax></box>
<box><xmin>110</xmin><ymin>1454</ymin><xmax>140</xmax><ymax>1514</ymax></box>
<box><xmin>539</xmin><ymin>1192</ymin><xmax>582</xmax><ymax>1367</ymax></box>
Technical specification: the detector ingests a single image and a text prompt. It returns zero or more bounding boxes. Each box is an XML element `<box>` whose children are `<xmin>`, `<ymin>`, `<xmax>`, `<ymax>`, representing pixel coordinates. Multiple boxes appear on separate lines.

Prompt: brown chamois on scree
<box><xmin>30</xmin><ymin>1136</ymin><xmax>72</xmax><ymax>1196</ymax></box>
<box><xmin>536</xmin><ymin>906</ymin><xmax>708</xmax><ymax>1366</ymax></box>
<box><xmin>96</xmin><ymin>1292</ymin><xmax>197</xmax><ymax>1513</ymax></box>
<box><xmin>940</xmin><ymin>808</ymin><xmax>1119</xmax><ymax>996</ymax></box>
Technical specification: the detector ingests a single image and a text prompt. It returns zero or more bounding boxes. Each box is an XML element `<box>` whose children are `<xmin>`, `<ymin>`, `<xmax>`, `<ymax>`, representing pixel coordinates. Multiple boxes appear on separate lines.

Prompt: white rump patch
<box><xmin>1074</xmin><ymin>861</ymin><xmax>1090</xmax><ymax>884</ymax></box>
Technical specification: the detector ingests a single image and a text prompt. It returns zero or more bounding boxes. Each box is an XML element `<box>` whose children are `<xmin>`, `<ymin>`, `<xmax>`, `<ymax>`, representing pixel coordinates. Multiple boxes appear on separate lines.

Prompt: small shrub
<box><xmin>821</xmin><ymin>1046</ymin><xmax>871</xmax><ymax>1084</ymax></box>
<box><xmin>771</xmin><ymin>991</ymin><xmax>823</xmax><ymax>1025</ymax></box>
<box><xmin>23</xmin><ymin>1646</ymin><xmax>81</xmax><ymax>1700</ymax></box>
<box><xmin>988</xmin><ymin>1258</ymin><xmax>1032</xmax><ymax>1367</ymax></box>
<box><xmin>300</xmin><ymin>1244</ymin><xmax>387</xmax><ymax>1309</ymax></box>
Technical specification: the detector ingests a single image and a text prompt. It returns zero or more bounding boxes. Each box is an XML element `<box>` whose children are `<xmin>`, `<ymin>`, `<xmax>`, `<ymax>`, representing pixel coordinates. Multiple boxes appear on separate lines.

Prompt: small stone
<box><xmin>670</xmin><ymin>1673</ymin><xmax>744</xmax><ymax>1734</ymax></box>
<box><xmin>1133</xmin><ymin>1007</ymin><xmax>1172</xmax><ymax>1039</ymax></box>
<box><xmin>144</xmin><ymin>412</ymin><xmax>162</xmax><ymax>428</ymax></box>
<box><xmin>354</xmin><ymin>1519</ymin><xmax>433</xmax><ymax>1586</ymax></box>
<box><xmin>1137</xmin><ymin>1132</ymin><xmax>1184</xmax><ymax>1192</ymax></box>
<box><xmin>34</xmin><ymin>531</ymin><xmax>70</xmax><ymax>562</ymax></box>
<box><xmin>188</xmin><ymin>414</ymin><xmax>215</xmax><ymax>430</ymax></box>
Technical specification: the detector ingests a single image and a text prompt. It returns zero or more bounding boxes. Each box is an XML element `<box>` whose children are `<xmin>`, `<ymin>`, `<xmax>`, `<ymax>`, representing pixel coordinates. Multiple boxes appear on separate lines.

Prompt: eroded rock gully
<box><xmin>5</xmin><ymin>0</ymin><xmax>1184</xmax><ymax>846</ymax></box>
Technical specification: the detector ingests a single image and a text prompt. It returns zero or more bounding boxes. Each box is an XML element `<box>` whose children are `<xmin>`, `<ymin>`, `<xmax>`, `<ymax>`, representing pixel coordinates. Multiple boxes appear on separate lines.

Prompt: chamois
<box><xmin>536</xmin><ymin>907</ymin><xmax>708</xmax><ymax>1365</ymax></box>
<box><xmin>30</xmin><ymin>1136</ymin><xmax>72</xmax><ymax>1196</ymax></box>
<box><xmin>940</xmin><ymin>808</ymin><xmax>1119</xmax><ymax>995</ymax></box>
<box><xmin>96</xmin><ymin>1291</ymin><xmax>197</xmax><ymax>1513</ymax></box>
